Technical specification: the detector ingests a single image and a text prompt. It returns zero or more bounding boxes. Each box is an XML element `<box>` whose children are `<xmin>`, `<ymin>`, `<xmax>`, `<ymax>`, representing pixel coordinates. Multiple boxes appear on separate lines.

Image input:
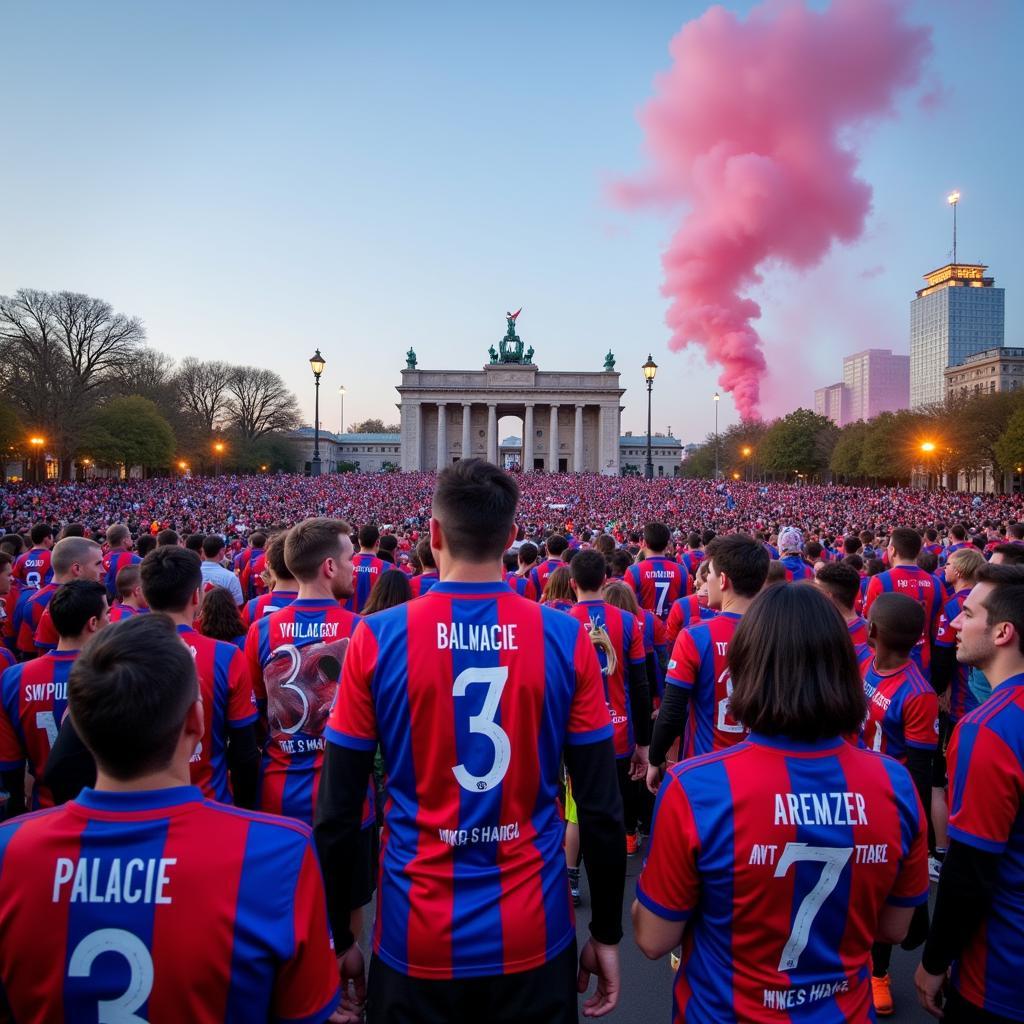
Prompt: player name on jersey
<box><xmin>438</xmin><ymin>821</ymin><xmax>521</xmax><ymax>847</ymax></box>
<box><xmin>53</xmin><ymin>856</ymin><xmax>176</xmax><ymax>905</ymax></box>
<box><xmin>23</xmin><ymin>681</ymin><xmax>67</xmax><ymax>701</ymax></box>
<box><xmin>763</xmin><ymin>979</ymin><xmax>851</xmax><ymax>1011</ymax></box>
<box><xmin>436</xmin><ymin>622</ymin><xmax>519</xmax><ymax>651</ymax></box>
<box><xmin>278</xmin><ymin>620</ymin><xmax>342</xmax><ymax>641</ymax></box>
<box><xmin>772</xmin><ymin>790</ymin><xmax>868</xmax><ymax>826</ymax></box>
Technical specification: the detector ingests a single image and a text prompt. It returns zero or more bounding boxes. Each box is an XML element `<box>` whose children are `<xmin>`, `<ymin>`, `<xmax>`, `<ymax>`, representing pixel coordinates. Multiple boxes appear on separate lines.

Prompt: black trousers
<box><xmin>616</xmin><ymin>756</ymin><xmax>639</xmax><ymax>834</ymax></box>
<box><xmin>366</xmin><ymin>939</ymin><xmax>579</xmax><ymax>1024</ymax></box>
<box><xmin>944</xmin><ymin>988</ymin><xmax>1021</xmax><ymax>1024</ymax></box>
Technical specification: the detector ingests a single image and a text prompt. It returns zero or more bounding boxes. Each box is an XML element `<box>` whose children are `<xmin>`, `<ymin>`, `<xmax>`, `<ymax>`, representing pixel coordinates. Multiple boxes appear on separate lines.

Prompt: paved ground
<box><xmin>570</xmin><ymin>850</ymin><xmax>936</xmax><ymax>1023</ymax></box>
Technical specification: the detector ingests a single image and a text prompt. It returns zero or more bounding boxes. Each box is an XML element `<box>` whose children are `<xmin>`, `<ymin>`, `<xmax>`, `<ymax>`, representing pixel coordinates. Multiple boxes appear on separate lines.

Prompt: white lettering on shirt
<box><xmin>436</xmin><ymin>623</ymin><xmax>519</xmax><ymax>652</ymax></box>
<box><xmin>279</xmin><ymin>621</ymin><xmax>339</xmax><ymax>641</ymax></box>
<box><xmin>53</xmin><ymin>857</ymin><xmax>176</xmax><ymax>904</ymax></box>
<box><xmin>773</xmin><ymin>791</ymin><xmax>868</xmax><ymax>826</ymax></box>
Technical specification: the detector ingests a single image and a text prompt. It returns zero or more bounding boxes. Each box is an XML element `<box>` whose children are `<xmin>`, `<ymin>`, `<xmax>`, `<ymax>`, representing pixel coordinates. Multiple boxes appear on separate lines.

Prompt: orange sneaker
<box><xmin>870</xmin><ymin>974</ymin><xmax>894</xmax><ymax>1016</ymax></box>
<box><xmin>626</xmin><ymin>832</ymin><xmax>638</xmax><ymax>856</ymax></box>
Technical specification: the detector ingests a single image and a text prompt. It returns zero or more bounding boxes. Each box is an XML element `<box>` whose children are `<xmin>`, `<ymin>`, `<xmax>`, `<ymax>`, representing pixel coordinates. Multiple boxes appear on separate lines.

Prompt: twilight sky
<box><xmin>1</xmin><ymin>0</ymin><xmax>1020</xmax><ymax>444</ymax></box>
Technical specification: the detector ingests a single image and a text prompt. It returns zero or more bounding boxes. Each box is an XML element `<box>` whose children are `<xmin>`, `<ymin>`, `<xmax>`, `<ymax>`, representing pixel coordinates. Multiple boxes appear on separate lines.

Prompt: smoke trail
<box><xmin>615</xmin><ymin>0</ymin><xmax>932</xmax><ymax>418</ymax></box>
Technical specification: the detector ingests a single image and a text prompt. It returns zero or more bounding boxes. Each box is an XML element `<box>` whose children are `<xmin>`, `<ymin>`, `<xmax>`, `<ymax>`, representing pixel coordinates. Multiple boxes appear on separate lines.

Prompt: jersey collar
<box><xmin>289</xmin><ymin>597</ymin><xmax>341</xmax><ymax>610</ymax></box>
<box><xmin>748</xmin><ymin>733</ymin><xmax>846</xmax><ymax>753</ymax></box>
<box><xmin>995</xmin><ymin>672</ymin><xmax>1024</xmax><ymax>691</ymax></box>
<box><xmin>75</xmin><ymin>786</ymin><xmax>204</xmax><ymax>812</ymax></box>
<box><xmin>431</xmin><ymin>581</ymin><xmax>510</xmax><ymax>596</ymax></box>
<box><xmin>49</xmin><ymin>649</ymin><xmax>79</xmax><ymax>661</ymax></box>
<box><xmin>176</xmin><ymin>623</ymin><xmax>196</xmax><ymax>635</ymax></box>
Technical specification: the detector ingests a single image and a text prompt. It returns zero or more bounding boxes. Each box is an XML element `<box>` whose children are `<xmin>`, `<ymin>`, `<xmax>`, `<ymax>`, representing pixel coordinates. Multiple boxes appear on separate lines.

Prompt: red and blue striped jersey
<box><xmin>940</xmin><ymin>541</ymin><xmax>971</xmax><ymax>567</ymax></box>
<box><xmin>529</xmin><ymin>557</ymin><xmax>563</xmax><ymax>600</ymax></box>
<box><xmin>32</xmin><ymin>601</ymin><xmax>61</xmax><ymax>654</ymax></box>
<box><xmin>569</xmin><ymin>599</ymin><xmax>646</xmax><ymax>757</ymax></box>
<box><xmin>176</xmin><ymin>626</ymin><xmax>257</xmax><ymax>804</ymax></box>
<box><xmin>16</xmin><ymin>582</ymin><xmax>58</xmax><ymax>654</ymax></box>
<box><xmin>863</xmin><ymin>566</ymin><xmax>943</xmax><ymax>677</ymax></box>
<box><xmin>409</xmin><ymin>570</ymin><xmax>440</xmax><ymax>599</ymax></box>
<box><xmin>933</xmin><ymin>588</ymin><xmax>977</xmax><ymax>722</ymax></box>
<box><xmin>102</xmin><ymin>550</ymin><xmax>141</xmax><ymax>599</ymax></box>
<box><xmin>780</xmin><ymin>555</ymin><xmax>814</xmax><ymax>582</ymax></box>
<box><xmin>540</xmin><ymin>598</ymin><xmax>574</xmax><ymax>613</ymax></box>
<box><xmin>245</xmin><ymin>599</ymin><xmax>361</xmax><ymax>824</ymax></box>
<box><xmin>346</xmin><ymin>553</ymin><xmax>387</xmax><ymax>613</ymax></box>
<box><xmin>12</xmin><ymin>549</ymin><xmax>51</xmax><ymax>591</ymax></box>
<box><xmin>666</xmin><ymin>612</ymin><xmax>744</xmax><ymax>758</ymax></box>
<box><xmin>0</xmin><ymin>786</ymin><xmax>339</xmax><ymax>1023</ymax></box>
<box><xmin>637</xmin><ymin>733</ymin><xmax>929</xmax><ymax>1023</ymax></box>
<box><xmin>626</xmin><ymin>556</ymin><xmax>691</xmax><ymax>619</ymax></box>
<box><xmin>0</xmin><ymin>650</ymin><xmax>78</xmax><ymax>808</ymax></box>
<box><xmin>946</xmin><ymin>675</ymin><xmax>1024</xmax><ymax>1019</ymax></box>
<box><xmin>238</xmin><ymin>547</ymin><xmax>264</xmax><ymax>601</ymax></box>
<box><xmin>847</xmin><ymin>616</ymin><xmax>868</xmax><ymax>648</ymax></box>
<box><xmin>108</xmin><ymin>603</ymin><xmax>147</xmax><ymax>623</ymax></box>
<box><xmin>679</xmin><ymin>550</ymin><xmax>704</xmax><ymax>577</ymax></box>
<box><xmin>240</xmin><ymin>589</ymin><xmax>297</xmax><ymax>628</ymax></box>
<box><xmin>503</xmin><ymin>571</ymin><xmax>537</xmax><ymax>601</ymax></box>
<box><xmin>0</xmin><ymin>647</ymin><xmax>13</xmax><ymax>672</ymax></box>
<box><xmin>326</xmin><ymin>580</ymin><xmax>612</xmax><ymax>980</ymax></box>
<box><xmin>665</xmin><ymin>596</ymin><xmax>716</xmax><ymax>650</ymax></box>
<box><xmin>640</xmin><ymin>609</ymin><xmax>668</xmax><ymax>699</ymax></box>
<box><xmin>856</xmin><ymin>647</ymin><xmax>938</xmax><ymax>762</ymax></box>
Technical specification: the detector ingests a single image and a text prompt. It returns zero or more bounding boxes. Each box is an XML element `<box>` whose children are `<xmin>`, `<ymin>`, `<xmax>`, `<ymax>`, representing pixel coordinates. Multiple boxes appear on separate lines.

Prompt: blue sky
<box><xmin>1</xmin><ymin>0</ymin><xmax>1020</xmax><ymax>444</ymax></box>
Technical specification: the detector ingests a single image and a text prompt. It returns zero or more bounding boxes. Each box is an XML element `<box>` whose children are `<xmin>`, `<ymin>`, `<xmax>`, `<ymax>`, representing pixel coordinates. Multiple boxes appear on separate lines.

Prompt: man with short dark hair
<box><xmin>864</xmin><ymin>527</ymin><xmax>943</xmax><ymax>681</ymax></box>
<box><xmin>12</xmin><ymin>522</ymin><xmax>53</xmax><ymax>591</ymax></box>
<box><xmin>625</xmin><ymin>522</ymin><xmax>690</xmax><ymax>620</ymax></box>
<box><xmin>142</xmin><ymin>546</ymin><xmax>259</xmax><ymax>808</ymax></box>
<box><xmin>240</xmin><ymin>532</ymin><xmax>298</xmax><ymax>626</ymax></box>
<box><xmin>0</xmin><ymin>580</ymin><xmax>108</xmax><ymax>815</ymax></box>
<box><xmin>236</xmin><ymin>530</ymin><xmax>268</xmax><ymax>602</ymax></box>
<box><xmin>505</xmin><ymin>540</ymin><xmax>538</xmax><ymax>600</ymax></box>
<box><xmin>200</xmin><ymin>534</ymin><xmax>243</xmax><ymax>605</ymax></box>
<box><xmin>530</xmin><ymin>533</ymin><xmax>569</xmax><ymax>598</ymax></box>
<box><xmin>107</xmin><ymin>565</ymin><xmax>148</xmax><ymax>622</ymax></box>
<box><xmin>348</xmin><ymin>523</ymin><xmax>387</xmax><ymax>613</ymax></box>
<box><xmin>916</xmin><ymin>564</ymin><xmax>1024</xmax><ymax>1022</ymax></box>
<box><xmin>156</xmin><ymin>527</ymin><xmax>179</xmax><ymax>547</ymax></box>
<box><xmin>0</xmin><ymin>614</ymin><xmax>340</xmax><ymax>1023</ymax></box>
<box><xmin>408</xmin><ymin>537</ymin><xmax>440</xmax><ymax>598</ymax></box>
<box><xmin>317</xmin><ymin>459</ymin><xmax>625</xmax><ymax>1022</ymax></box>
<box><xmin>648</xmin><ymin>535</ymin><xmax>769</xmax><ymax>786</ymax></box>
<box><xmin>816</xmin><ymin>561</ymin><xmax>869</xmax><ymax>646</ymax></box>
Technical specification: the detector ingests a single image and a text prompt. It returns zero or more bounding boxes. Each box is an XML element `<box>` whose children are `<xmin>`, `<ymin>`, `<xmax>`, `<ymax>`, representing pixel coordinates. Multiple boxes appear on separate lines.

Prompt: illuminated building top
<box><xmin>917</xmin><ymin>263</ymin><xmax>994</xmax><ymax>298</ymax></box>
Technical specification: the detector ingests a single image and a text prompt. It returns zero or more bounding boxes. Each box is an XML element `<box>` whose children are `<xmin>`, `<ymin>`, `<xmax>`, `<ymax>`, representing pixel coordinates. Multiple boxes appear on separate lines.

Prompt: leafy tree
<box><xmin>947</xmin><ymin>391</ymin><xmax>1024</xmax><ymax>491</ymax></box>
<box><xmin>760</xmin><ymin>409</ymin><xmax>837</xmax><ymax>479</ymax></box>
<box><xmin>233</xmin><ymin>432</ymin><xmax>298</xmax><ymax>474</ymax></box>
<box><xmin>349</xmin><ymin>418</ymin><xmax>401</xmax><ymax>434</ymax></box>
<box><xmin>829</xmin><ymin>420</ymin><xmax>871</xmax><ymax>480</ymax></box>
<box><xmin>78</xmin><ymin>396</ymin><xmax>175</xmax><ymax>473</ymax></box>
<box><xmin>995</xmin><ymin>404</ymin><xmax>1024</xmax><ymax>479</ymax></box>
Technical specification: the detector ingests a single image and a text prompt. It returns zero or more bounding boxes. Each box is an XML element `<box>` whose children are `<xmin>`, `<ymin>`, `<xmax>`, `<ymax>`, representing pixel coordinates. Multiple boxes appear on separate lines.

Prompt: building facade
<box><xmin>945</xmin><ymin>347</ymin><xmax>1024</xmax><ymax>400</ymax></box>
<box><xmin>910</xmin><ymin>263</ymin><xmax>1005</xmax><ymax>408</ymax></box>
<box><xmin>844</xmin><ymin>349</ymin><xmax>909</xmax><ymax>422</ymax></box>
<box><xmin>290</xmin><ymin>428</ymin><xmax>402</xmax><ymax>474</ymax></box>
<box><xmin>814</xmin><ymin>382</ymin><xmax>848</xmax><ymax>427</ymax></box>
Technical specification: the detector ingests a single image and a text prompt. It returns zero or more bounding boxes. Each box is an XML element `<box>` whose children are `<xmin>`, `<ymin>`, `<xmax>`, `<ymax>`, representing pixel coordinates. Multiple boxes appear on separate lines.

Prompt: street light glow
<box><xmin>947</xmin><ymin>191</ymin><xmax>960</xmax><ymax>205</ymax></box>
<box><xmin>741</xmin><ymin>446</ymin><xmax>752</xmax><ymax>457</ymax></box>
<box><xmin>921</xmin><ymin>441</ymin><xmax>936</xmax><ymax>453</ymax></box>
<box><xmin>214</xmin><ymin>442</ymin><xmax>225</xmax><ymax>454</ymax></box>
<box><xmin>29</xmin><ymin>436</ymin><xmax>44</xmax><ymax>446</ymax></box>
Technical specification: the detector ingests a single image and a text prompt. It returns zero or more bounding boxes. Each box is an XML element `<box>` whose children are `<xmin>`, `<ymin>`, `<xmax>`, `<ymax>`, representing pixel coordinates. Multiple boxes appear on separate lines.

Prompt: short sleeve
<box><xmin>244</xmin><ymin>624</ymin><xmax>266</xmax><ymax>703</ymax></box>
<box><xmin>635</xmin><ymin>773</ymin><xmax>701</xmax><ymax>921</ymax></box>
<box><xmin>948</xmin><ymin>721</ymin><xmax>1024</xmax><ymax>854</ymax></box>
<box><xmin>34</xmin><ymin>608</ymin><xmax>58</xmax><ymax>652</ymax></box>
<box><xmin>566</xmin><ymin>624</ymin><xmax>613</xmax><ymax>746</ymax></box>
<box><xmin>325</xmin><ymin>621</ymin><xmax>379</xmax><ymax>751</ymax></box>
<box><xmin>903</xmin><ymin>689</ymin><xmax>939</xmax><ymax>750</ymax></box>
<box><xmin>887</xmin><ymin>768</ymin><xmax>930</xmax><ymax>907</ymax></box>
<box><xmin>934</xmin><ymin>601</ymin><xmax>956</xmax><ymax>646</ymax></box>
<box><xmin>624</xmin><ymin>567</ymin><xmax>639</xmax><ymax>594</ymax></box>
<box><xmin>628</xmin><ymin>616</ymin><xmax>645</xmax><ymax>664</ymax></box>
<box><xmin>665</xmin><ymin>601</ymin><xmax>683</xmax><ymax>649</ymax></box>
<box><xmin>0</xmin><ymin>675</ymin><xmax>25</xmax><ymax>770</ymax></box>
<box><xmin>665</xmin><ymin>629</ymin><xmax>701</xmax><ymax>690</ymax></box>
<box><xmin>227</xmin><ymin>647</ymin><xmax>259</xmax><ymax>727</ymax></box>
<box><xmin>271</xmin><ymin>840</ymin><xmax>340</xmax><ymax>1024</ymax></box>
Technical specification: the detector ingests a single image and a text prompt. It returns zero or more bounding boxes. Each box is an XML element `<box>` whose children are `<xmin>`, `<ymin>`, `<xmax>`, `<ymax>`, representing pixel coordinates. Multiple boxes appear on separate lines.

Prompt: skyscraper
<box><xmin>910</xmin><ymin>263</ymin><xmax>1005</xmax><ymax>408</ymax></box>
<box><xmin>844</xmin><ymin>349</ymin><xmax>909</xmax><ymax>422</ymax></box>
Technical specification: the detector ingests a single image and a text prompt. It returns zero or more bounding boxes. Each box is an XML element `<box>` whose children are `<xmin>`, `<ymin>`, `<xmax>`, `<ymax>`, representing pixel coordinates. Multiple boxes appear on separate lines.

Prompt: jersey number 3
<box><xmin>68</xmin><ymin>927</ymin><xmax>153</xmax><ymax>1023</ymax></box>
<box><xmin>452</xmin><ymin>667</ymin><xmax>510</xmax><ymax>793</ymax></box>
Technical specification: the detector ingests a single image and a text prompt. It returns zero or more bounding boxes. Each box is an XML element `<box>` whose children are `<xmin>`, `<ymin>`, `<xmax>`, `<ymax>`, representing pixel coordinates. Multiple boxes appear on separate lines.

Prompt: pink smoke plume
<box><xmin>615</xmin><ymin>0</ymin><xmax>931</xmax><ymax>418</ymax></box>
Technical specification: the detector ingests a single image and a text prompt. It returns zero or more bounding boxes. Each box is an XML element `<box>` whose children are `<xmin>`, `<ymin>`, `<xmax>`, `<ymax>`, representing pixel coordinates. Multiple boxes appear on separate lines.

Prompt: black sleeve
<box><xmin>0</xmin><ymin>767</ymin><xmax>25</xmax><ymax>820</ymax></box>
<box><xmin>565</xmin><ymin>738</ymin><xmax>625</xmax><ymax>946</ymax></box>
<box><xmin>649</xmin><ymin>685</ymin><xmax>689</xmax><ymax>767</ymax></box>
<box><xmin>930</xmin><ymin>644</ymin><xmax>956</xmax><ymax>697</ymax></box>
<box><xmin>226</xmin><ymin>723</ymin><xmax>260</xmax><ymax>810</ymax></box>
<box><xmin>628</xmin><ymin>660</ymin><xmax>651</xmax><ymax>747</ymax></box>
<box><xmin>313</xmin><ymin>742</ymin><xmax>376</xmax><ymax>952</ymax></box>
<box><xmin>644</xmin><ymin>651</ymin><xmax>660</xmax><ymax>701</ymax></box>
<box><xmin>922</xmin><ymin>839</ymin><xmax>1000</xmax><ymax>975</ymax></box>
<box><xmin>904</xmin><ymin>746</ymin><xmax>934</xmax><ymax>812</ymax></box>
<box><xmin>43</xmin><ymin>717</ymin><xmax>96</xmax><ymax>805</ymax></box>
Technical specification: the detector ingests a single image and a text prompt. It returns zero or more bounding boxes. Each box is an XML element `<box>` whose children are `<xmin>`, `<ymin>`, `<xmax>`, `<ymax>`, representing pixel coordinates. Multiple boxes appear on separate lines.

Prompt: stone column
<box><xmin>412</xmin><ymin>402</ymin><xmax>423</xmax><ymax>471</ymax></box>
<box><xmin>549</xmin><ymin>404</ymin><xmax>559</xmax><ymax>472</ymax></box>
<box><xmin>436</xmin><ymin>402</ymin><xmax>447</xmax><ymax>471</ymax></box>
<box><xmin>461</xmin><ymin>403</ymin><xmax>472</xmax><ymax>462</ymax></box>
<box><xmin>597</xmin><ymin>405</ymin><xmax>608</xmax><ymax>474</ymax></box>
<box><xmin>574</xmin><ymin>404</ymin><xmax>584</xmax><ymax>472</ymax></box>
<box><xmin>487</xmin><ymin>404</ymin><xmax>498</xmax><ymax>464</ymax></box>
<box><xmin>524</xmin><ymin>403</ymin><xmax>534</xmax><ymax>472</ymax></box>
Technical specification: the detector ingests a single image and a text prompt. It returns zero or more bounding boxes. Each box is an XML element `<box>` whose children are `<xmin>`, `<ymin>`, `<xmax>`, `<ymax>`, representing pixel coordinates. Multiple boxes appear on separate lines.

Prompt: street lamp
<box><xmin>921</xmin><ymin>440</ymin><xmax>936</xmax><ymax>491</ymax></box>
<box><xmin>642</xmin><ymin>355</ymin><xmax>658</xmax><ymax>480</ymax></box>
<box><xmin>213</xmin><ymin>440</ymin><xmax>225</xmax><ymax>477</ymax></box>
<box><xmin>29</xmin><ymin>436</ymin><xmax>44</xmax><ymax>483</ymax></box>
<box><xmin>741</xmin><ymin>445</ymin><xmax>753</xmax><ymax>482</ymax></box>
<box><xmin>338</xmin><ymin>385</ymin><xmax>347</xmax><ymax>435</ymax></box>
<box><xmin>713</xmin><ymin>393</ymin><xmax>721</xmax><ymax>479</ymax></box>
<box><xmin>309</xmin><ymin>349</ymin><xmax>326</xmax><ymax>476</ymax></box>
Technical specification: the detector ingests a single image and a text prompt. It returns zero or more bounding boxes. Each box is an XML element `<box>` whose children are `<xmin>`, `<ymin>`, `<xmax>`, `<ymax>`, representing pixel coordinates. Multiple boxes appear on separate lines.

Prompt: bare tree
<box><xmin>225</xmin><ymin>366</ymin><xmax>300</xmax><ymax>440</ymax></box>
<box><xmin>174</xmin><ymin>357</ymin><xmax>233</xmax><ymax>434</ymax></box>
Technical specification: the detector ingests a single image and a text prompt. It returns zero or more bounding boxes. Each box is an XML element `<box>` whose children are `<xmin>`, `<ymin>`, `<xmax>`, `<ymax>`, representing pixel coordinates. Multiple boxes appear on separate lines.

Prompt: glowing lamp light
<box><xmin>178</xmin><ymin>461</ymin><xmax>188</xmax><ymax>470</ymax></box>
<box><xmin>732</xmin><ymin>472</ymin><xmax>740</xmax><ymax>480</ymax></box>
<box><xmin>309</xmin><ymin>349</ymin><xmax>326</xmax><ymax>378</ymax></box>
<box><xmin>29</xmin><ymin>436</ymin><xmax>44</xmax><ymax>447</ymax></box>
<box><xmin>947</xmin><ymin>191</ymin><xmax>960</xmax><ymax>205</ymax></box>
<box><xmin>741</xmin><ymin>446</ymin><xmax>752</xmax><ymax>457</ymax></box>
<box><xmin>642</xmin><ymin>354</ymin><xmax>658</xmax><ymax>382</ymax></box>
<box><xmin>713</xmin><ymin>392</ymin><xmax>720</xmax><ymax>402</ymax></box>
<box><xmin>921</xmin><ymin>441</ymin><xmax>936</xmax><ymax>453</ymax></box>
<box><xmin>214</xmin><ymin>442</ymin><xmax>225</xmax><ymax>454</ymax></box>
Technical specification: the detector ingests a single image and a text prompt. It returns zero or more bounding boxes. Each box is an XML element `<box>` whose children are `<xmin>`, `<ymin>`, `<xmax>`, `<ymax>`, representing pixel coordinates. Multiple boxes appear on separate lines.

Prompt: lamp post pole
<box><xmin>338</xmin><ymin>385</ymin><xmax>346</xmax><ymax>435</ymax></box>
<box><xmin>642</xmin><ymin>355</ymin><xmax>658</xmax><ymax>480</ymax></box>
<box><xmin>309</xmin><ymin>349</ymin><xmax>326</xmax><ymax>476</ymax></box>
<box><xmin>714</xmin><ymin>393</ymin><xmax>721</xmax><ymax>479</ymax></box>
<box><xmin>948</xmin><ymin>191</ymin><xmax>960</xmax><ymax>265</ymax></box>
